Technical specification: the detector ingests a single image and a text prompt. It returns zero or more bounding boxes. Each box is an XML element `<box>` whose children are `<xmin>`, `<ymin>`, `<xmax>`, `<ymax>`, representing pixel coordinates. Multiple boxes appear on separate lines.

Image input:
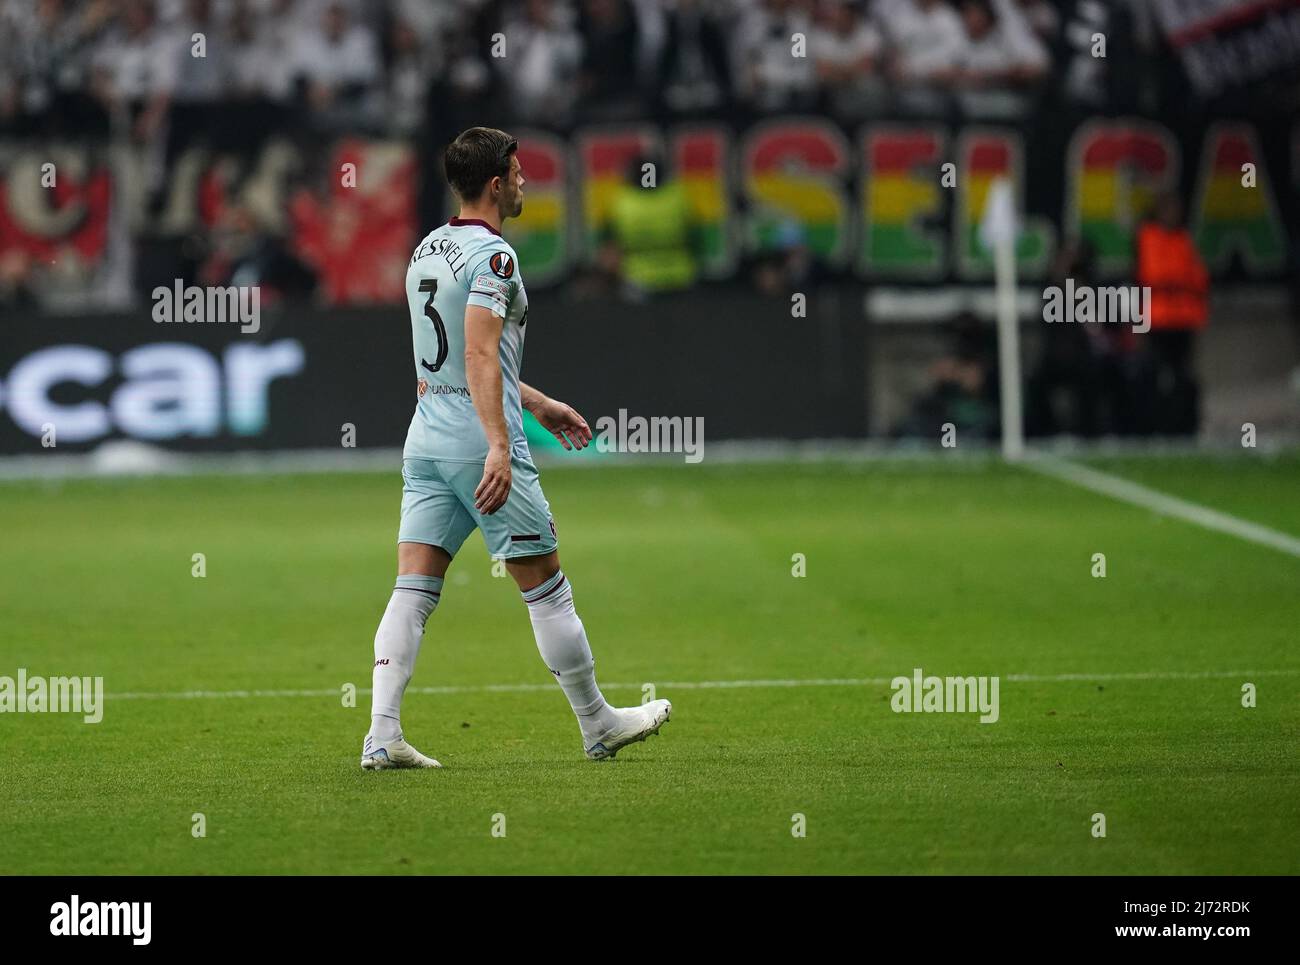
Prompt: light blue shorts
<box><xmin>397</xmin><ymin>454</ymin><xmax>558</xmax><ymax>560</ymax></box>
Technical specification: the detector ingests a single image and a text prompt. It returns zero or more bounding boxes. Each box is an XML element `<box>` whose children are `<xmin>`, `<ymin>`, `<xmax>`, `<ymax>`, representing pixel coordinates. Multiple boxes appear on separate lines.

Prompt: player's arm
<box><xmin>521</xmin><ymin>382</ymin><xmax>593</xmax><ymax>451</ymax></box>
<box><xmin>465</xmin><ymin>303</ymin><xmax>511</xmax><ymax>514</ymax></box>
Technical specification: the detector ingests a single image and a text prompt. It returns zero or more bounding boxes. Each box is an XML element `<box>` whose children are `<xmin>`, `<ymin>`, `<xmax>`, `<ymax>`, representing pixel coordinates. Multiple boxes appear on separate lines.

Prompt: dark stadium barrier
<box><xmin>0</xmin><ymin>287</ymin><xmax>867</xmax><ymax>455</ymax></box>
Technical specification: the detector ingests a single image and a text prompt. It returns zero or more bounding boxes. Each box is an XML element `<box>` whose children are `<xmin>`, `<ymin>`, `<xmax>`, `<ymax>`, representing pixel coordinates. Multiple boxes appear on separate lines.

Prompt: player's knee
<box><xmin>397</xmin><ymin>541</ymin><xmax>452</xmax><ymax>578</ymax></box>
<box><xmin>507</xmin><ymin>550</ymin><xmax>560</xmax><ymax>593</ymax></box>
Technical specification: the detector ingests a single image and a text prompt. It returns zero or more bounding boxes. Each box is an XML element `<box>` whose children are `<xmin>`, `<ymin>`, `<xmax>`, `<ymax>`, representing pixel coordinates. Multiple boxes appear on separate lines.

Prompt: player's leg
<box><xmin>505</xmin><ymin>549</ymin><xmax>670</xmax><ymax>760</ymax></box>
<box><xmin>457</xmin><ymin>452</ymin><xmax>672</xmax><ymax>759</ymax></box>
<box><xmin>362</xmin><ymin>460</ymin><xmax>475</xmax><ymax>770</ymax></box>
<box><xmin>367</xmin><ymin>541</ymin><xmax>450</xmax><ymax>744</ymax></box>
<box><xmin>506</xmin><ymin>549</ymin><xmax>616</xmax><ymax>741</ymax></box>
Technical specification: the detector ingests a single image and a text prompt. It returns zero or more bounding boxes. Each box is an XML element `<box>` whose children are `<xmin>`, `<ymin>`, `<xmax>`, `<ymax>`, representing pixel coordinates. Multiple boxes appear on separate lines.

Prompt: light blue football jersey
<box><xmin>402</xmin><ymin>218</ymin><xmax>530</xmax><ymax>463</ymax></box>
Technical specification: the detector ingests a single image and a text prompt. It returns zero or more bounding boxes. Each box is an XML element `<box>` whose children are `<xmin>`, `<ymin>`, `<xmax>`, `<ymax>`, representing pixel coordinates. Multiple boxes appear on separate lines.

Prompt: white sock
<box><xmin>522</xmin><ymin>570</ymin><xmax>619</xmax><ymax>742</ymax></box>
<box><xmin>369</xmin><ymin>574</ymin><xmax>442</xmax><ymax>741</ymax></box>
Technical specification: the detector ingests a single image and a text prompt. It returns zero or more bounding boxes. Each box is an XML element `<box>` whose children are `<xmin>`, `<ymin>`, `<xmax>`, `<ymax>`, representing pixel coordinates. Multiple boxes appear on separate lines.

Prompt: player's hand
<box><xmin>532</xmin><ymin>397</ymin><xmax>593</xmax><ymax>451</ymax></box>
<box><xmin>475</xmin><ymin>446</ymin><xmax>512</xmax><ymax>514</ymax></box>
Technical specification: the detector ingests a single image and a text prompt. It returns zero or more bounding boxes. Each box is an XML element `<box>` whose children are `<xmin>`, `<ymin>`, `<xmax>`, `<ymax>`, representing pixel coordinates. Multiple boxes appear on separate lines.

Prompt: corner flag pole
<box><xmin>982</xmin><ymin>178</ymin><xmax>1025</xmax><ymax>461</ymax></box>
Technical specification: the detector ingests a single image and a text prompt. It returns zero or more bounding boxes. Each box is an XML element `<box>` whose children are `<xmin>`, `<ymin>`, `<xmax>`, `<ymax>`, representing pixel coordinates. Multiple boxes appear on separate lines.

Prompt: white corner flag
<box><xmin>979</xmin><ymin>178</ymin><xmax>1024</xmax><ymax>461</ymax></box>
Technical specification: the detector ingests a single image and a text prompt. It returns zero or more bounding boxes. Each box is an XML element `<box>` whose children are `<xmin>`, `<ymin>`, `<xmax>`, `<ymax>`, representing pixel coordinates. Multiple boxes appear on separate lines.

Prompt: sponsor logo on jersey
<box><xmin>417</xmin><ymin>378</ymin><xmax>428</xmax><ymax>398</ymax></box>
<box><xmin>489</xmin><ymin>251</ymin><xmax>514</xmax><ymax>279</ymax></box>
<box><xmin>472</xmin><ymin>275</ymin><xmax>511</xmax><ymax>298</ymax></box>
<box><xmin>423</xmin><ymin>384</ymin><xmax>471</xmax><ymax>398</ymax></box>
<box><xmin>471</xmin><ymin>273</ymin><xmax>513</xmax><ymax>315</ymax></box>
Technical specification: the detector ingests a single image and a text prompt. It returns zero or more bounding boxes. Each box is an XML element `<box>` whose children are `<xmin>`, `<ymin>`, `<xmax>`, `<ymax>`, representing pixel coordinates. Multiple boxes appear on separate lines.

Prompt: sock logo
<box><xmin>374</xmin><ymin>658</ymin><xmax>390</xmax><ymax>667</ymax></box>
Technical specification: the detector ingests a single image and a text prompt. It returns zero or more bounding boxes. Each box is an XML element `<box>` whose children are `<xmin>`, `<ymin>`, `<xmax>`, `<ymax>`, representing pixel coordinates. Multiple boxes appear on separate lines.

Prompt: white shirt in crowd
<box><xmin>735</xmin><ymin>2</ymin><xmax>817</xmax><ymax>103</ymax></box>
<box><xmin>959</xmin><ymin>18</ymin><xmax>1049</xmax><ymax>76</ymax></box>
<box><xmin>810</xmin><ymin>19</ymin><xmax>884</xmax><ymax>73</ymax></box>
<box><xmin>887</xmin><ymin>0</ymin><xmax>966</xmax><ymax>81</ymax></box>
<box><xmin>500</xmin><ymin>9</ymin><xmax>583</xmax><ymax>117</ymax></box>
<box><xmin>94</xmin><ymin>26</ymin><xmax>180</xmax><ymax>102</ymax></box>
<box><xmin>287</xmin><ymin>19</ymin><xmax>380</xmax><ymax>90</ymax></box>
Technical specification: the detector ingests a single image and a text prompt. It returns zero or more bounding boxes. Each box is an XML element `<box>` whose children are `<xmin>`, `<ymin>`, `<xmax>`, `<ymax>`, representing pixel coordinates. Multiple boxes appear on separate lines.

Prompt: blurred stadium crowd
<box><xmin>0</xmin><ymin>0</ymin><xmax>1295</xmax><ymax>446</ymax></box>
<box><xmin>0</xmin><ymin>0</ymin><xmax>1171</xmax><ymax>143</ymax></box>
<box><xmin>0</xmin><ymin>0</ymin><xmax>1215</xmax><ymax>310</ymax></box>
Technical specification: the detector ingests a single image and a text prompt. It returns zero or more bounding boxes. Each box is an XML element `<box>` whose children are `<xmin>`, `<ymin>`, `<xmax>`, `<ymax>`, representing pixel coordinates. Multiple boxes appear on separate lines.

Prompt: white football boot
<box><xmin>585</xmin><ymin>699</ymin><xmax>672</xmax><ymax>760</ymax></box>
<box><xmin>360</xmin><ymin>733</ymin><xmax>442</xmax><ymax>770</ymax></box>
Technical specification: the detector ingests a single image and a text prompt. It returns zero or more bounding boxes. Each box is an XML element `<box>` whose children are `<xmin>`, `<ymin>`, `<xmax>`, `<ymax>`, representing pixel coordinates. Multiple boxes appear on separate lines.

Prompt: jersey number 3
<box><xmin>417</xmin><ymin>278</ymin><xmax>448</xmax><ymax>373</ymax></box>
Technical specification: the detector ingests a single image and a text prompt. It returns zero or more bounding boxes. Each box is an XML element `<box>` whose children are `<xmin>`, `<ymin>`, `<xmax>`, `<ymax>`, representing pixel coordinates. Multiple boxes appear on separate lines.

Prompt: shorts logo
<box><xmin>374</xmin><ymin>658</ymin><xmax>390</xmax><ymax>667</ymax></box>
<box><xmin>489</xmin><ymin>252</ymin><xmax>514</xmax><ymax>279</ymax></box>
<box><xmin>549</xmin><ymin>517</ymin><xmax>556</xmax><ymax>538</ymax></box>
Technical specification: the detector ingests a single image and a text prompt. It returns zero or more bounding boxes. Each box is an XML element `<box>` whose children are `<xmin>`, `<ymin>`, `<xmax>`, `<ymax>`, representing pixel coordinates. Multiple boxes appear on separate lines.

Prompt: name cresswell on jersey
<box><xmin>417</xmin><ymin>378</ymin><xmax>470</xmax><ymax>399</ymax></box>
<box><xmin>410</xmin><ymin>235</ymin><xmax>469</xmax><ymax>279</ymax></box>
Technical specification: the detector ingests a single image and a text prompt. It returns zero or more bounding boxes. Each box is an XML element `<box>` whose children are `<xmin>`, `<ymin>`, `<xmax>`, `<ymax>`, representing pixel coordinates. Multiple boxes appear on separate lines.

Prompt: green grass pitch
<box><xmin>2</xmin><ymin>454</ymin><xmax>1297</xmax><ymax>874</ymax></box>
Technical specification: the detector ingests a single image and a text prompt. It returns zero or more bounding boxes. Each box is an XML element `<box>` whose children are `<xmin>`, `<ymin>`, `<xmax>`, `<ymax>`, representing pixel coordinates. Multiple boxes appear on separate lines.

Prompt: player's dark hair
<box><xmin>444</xmin><ymin>127</ymin><xmax>518</xmax><ymax>203</ymax></box>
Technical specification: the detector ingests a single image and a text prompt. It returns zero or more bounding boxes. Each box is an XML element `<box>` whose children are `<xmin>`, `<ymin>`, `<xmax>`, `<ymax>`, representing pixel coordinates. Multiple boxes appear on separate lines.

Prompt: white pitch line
<box><xmin>106</xmin><ymin>668</ymin><xmax>1300</xmax><ymax>701</ymax></box>
<box><xmin>1022</xmin><ymin>455</ymin><xmax>1300</xmax><ymax>558</ymax></box>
